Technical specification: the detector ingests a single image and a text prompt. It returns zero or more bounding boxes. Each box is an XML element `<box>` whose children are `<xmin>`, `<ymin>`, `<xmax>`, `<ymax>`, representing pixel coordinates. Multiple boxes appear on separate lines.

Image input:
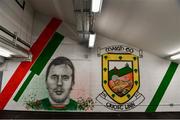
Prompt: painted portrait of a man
<box><xmin>27</xmin><ymin>56</ymin><xmax>77</xmax><ymax>111</ymax></box>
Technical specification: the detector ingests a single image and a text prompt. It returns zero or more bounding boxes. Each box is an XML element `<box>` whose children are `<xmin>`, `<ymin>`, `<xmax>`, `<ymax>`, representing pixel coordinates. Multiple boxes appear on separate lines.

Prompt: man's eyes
<box><xmin>51</xmin><ymin>75</ymin><xmax>58</xmax><ymax>80</ymax></box>
<box><xmin>50</xmin><ymin>75</ymin><xmax>69</xmax><ymax>80</ymax></box>
<box><xmin>61</xmin><ymin>75</ymin><xmax>70</xmax><ymax>80</ymax></box>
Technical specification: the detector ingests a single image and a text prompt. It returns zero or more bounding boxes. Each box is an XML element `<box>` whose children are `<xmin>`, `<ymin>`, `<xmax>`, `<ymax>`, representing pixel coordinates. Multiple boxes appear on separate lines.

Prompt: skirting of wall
<box><xmin>0</xmin><ymin>110</ymin><xmax>180</xmax><ymax>119</ymax></box>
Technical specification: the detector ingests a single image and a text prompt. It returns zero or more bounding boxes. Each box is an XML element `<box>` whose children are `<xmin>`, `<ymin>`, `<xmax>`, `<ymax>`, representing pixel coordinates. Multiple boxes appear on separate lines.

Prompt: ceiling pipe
<box><xmin>73</xmin><ymin>0</ymin><xmax>103</xmax><ymax>48</ymax></box>
<box><xmin>73</xmin><ymin>0</ymin><xmax>94</xmax><ymax>43</ymax></box>
<box><xmin>0</xmin><ymin>25</ymin><xmax>30</xmax><ymax>48</ymax></box>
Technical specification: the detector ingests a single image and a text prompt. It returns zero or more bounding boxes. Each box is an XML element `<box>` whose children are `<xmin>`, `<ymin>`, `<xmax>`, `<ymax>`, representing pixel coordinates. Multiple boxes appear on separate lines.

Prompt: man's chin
<box><xmin>51</xmin><ymin>95</ymin><xmax>67</xmax><ymax>103</ymax></box>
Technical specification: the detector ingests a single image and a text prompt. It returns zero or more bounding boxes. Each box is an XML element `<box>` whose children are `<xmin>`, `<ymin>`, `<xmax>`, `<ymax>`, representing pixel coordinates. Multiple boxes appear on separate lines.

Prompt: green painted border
<box><xmin>13</xmin><ymin>72</ymin><xmax>35</xmax><ymax>101</ymax></box>
<box><xmin>146</xmin><ymin>62</ymin><xmax>178</xmax><ymax>112</ymax></box>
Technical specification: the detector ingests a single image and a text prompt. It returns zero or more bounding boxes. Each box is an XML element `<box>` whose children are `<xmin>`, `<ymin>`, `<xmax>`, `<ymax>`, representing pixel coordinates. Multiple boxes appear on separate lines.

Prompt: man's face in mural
<box><xmin>46</xmin><ymin>64</ymin><xmax>73</xmax><ymax>103</ymax></box>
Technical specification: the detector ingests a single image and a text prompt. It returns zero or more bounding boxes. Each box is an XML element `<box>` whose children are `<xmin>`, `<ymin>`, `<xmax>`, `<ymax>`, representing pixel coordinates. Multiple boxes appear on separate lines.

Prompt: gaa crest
<box><xmin>102</xmin><ymin>53</ymin><xmax>139</xmax><ymax>104</ymax></box>
<box><xmin>96</xmin><ymin>45</ymin><xmax>145</xmax><ymax>111</ymax></box>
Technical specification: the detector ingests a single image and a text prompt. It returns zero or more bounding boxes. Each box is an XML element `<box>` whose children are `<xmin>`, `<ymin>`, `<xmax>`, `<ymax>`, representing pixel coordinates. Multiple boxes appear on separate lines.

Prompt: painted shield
<box><xmin>102</xmin><ymin>53</ymin><xmax>140</xmax><ymax>104</ymax></box>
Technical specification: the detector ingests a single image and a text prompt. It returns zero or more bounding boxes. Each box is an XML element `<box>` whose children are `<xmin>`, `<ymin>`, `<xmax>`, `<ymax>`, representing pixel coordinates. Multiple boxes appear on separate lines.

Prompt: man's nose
<box><xmin>57</xmin><ymin>79</ymin><xmax>63</xmax><ymax>86</ymax></box>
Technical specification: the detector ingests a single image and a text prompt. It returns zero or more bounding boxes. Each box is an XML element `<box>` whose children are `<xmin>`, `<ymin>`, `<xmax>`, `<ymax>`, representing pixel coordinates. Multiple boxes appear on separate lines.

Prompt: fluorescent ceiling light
<box><xmin>0</xmin><ymin>46</ymin><xmax>14</xmax><ymax>57</ymax></box>
<box><xmin>89</xmin><ymin>33</ymin><xmax>96</xmax><ymax>48</ymax></box>
<box><xmin>170</xmin><ymin>53</ymin><xmax>180</xmax><ymax>60</ymax></box>
<box><xmin>91</xmin><ymin>0</ymin><xmax>103</xmax><ymax>13</ymax></box>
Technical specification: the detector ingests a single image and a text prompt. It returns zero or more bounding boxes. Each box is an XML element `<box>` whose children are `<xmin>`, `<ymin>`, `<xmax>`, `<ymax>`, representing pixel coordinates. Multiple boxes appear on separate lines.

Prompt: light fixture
<box><xmin>88</xmin><ymin>33</ymin><xmax>96</xmax><ymax>48</ymax></box>
<box><xmin>91</xmin><ymin>0</ymin><xmax>103</xmax><ymax>13</ymax></box>
<box><xmin>0</xmin><ymin>47</ymin><xmax>14</xmax><ymax>57</ymax></box>
<box><xmin>170</xmin><ymin>53</ymin><xmax>180</xmax><ymax>60</ymax></box>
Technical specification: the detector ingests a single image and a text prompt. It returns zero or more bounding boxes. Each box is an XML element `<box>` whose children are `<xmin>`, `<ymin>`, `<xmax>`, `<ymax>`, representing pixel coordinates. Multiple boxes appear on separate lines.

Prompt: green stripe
<box><xmin>146</xmin><ymin>62</ymin><xmax>178</xmax><ymax>112</ymax></box>
<box><xmin>30</xmin><ymin>32</ymin><xmax>64</xmax><ymax>75</ymax></box>
<box><xmin>14</xmin><ymin>72</ymin><xmax>35</xmax><ymax>101</ymax></box>
<box><xmin>14</xmin><ymin>32</ymin><xmax>64</xmax><ymax>101</ymax></box>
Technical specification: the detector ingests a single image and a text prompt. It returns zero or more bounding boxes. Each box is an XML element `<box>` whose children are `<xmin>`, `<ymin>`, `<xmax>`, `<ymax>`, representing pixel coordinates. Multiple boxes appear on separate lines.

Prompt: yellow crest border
<box><xmin>102</xmin><ymin>53</ymin><xmax>140</xmax><ymax>104</ymax></box>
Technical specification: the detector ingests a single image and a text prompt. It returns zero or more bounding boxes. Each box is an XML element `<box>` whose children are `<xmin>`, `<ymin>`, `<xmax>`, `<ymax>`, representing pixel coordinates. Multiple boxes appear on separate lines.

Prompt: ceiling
<box><xmin>29</xmin><ymin>0</ymin><xmax>180</xmax><ymax>60</ymax></box>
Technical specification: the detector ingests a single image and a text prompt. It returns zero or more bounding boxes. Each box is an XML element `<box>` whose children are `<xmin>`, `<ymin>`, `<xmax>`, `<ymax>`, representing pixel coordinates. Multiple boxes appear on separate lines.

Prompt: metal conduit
<box><xmin>0</xmin><ymin>34</ymin><xmax>32</xmax><ymax>61</ymax></box>
<box><xmin>0</xmin><ymin>25</ymin><xmax>32</xmax><ymax>61</ymax></box>
<box><xmin>0</xmin><ymin>25</ymin><xmax>30</xmax><ymax>48</ymax></box>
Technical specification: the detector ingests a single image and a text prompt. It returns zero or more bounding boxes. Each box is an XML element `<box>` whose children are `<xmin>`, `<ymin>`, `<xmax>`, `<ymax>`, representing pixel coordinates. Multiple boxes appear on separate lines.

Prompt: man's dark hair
<box><xmin>46</xmin><ymin>56</ymin><xmax>75</xmax><ymax>84</ymax></box>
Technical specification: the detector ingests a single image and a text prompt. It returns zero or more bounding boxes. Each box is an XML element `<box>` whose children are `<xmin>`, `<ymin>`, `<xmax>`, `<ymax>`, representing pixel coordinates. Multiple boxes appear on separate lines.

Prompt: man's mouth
<box><xmin>53</xmin><ymin>88</ymin><xmax>64</xmax><ymax>95</ymax></box>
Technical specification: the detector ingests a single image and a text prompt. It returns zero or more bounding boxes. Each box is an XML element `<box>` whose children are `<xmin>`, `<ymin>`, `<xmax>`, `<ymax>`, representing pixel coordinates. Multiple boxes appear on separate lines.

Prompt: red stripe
<box><xmin>0</xmin><ymin>18</ymin><xmax>62</xmax><ymax>109</ymax></box>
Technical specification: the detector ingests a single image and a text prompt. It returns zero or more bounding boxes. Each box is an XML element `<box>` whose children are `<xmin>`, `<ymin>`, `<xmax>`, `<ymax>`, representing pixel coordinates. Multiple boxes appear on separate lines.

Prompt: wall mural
<box><xmin>26</xmin><ymin>57</ymin><xmax>77</xmax><ymax>110</ymax></box>
<box><xmin>1</xmin><ymin>18</ymin><xmax>179</xmax><ymax>112</ymax></box>
<box><xmin>18</xmin><ymin>44</ymin><xmax>144</xmax><ymax>112</ymax></box>
<box><xmin>24</xmin><ymin>56</ymin><xmax>94</xmax><ymax>111</ymax></box>
<box><xmin>96</xmin><ymin>45</ymin><xmax>145</xmax><ymax>111</ymax></box>
<box><xmin>10</xmin><ymin>33</ymin><xmax>145</xmax><ymax>112</ymax></box>
<box><xmin>11</xmin><ymin>32</ymin><xmax>94</xmax><ymax>112</ymax></box>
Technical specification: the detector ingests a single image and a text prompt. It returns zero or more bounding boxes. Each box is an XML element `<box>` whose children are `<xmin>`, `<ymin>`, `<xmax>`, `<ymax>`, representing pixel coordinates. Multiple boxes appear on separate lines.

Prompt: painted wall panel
<box><xmin>4</xmin><ymin>34</ymin><xmax>176</xmax><ymax>112</ymax></box>
<box><xmin>157</xmin><ymin>64</ymin><xmax>180</xmax><ymax>111</ymax></box>
<box><xmin>89</xmin><ymin>35</ymin><xmax>171</xmax><ymax>112</ymax></box>
<box><xmin>0</xmin><ymin>17</ymin><xmax>61</xmax><ymax>110</ymax></box>
<box><xmin>1</xmin><ymin>14</ymin><xmax>180</xmax><ymax>112</ymax></box>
